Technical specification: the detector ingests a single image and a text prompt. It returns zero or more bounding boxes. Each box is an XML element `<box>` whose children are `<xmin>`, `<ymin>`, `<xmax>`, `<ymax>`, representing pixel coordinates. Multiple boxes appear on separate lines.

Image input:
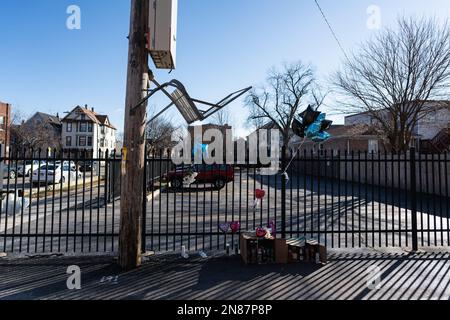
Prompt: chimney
<box><xmin>91</xmin><ymin>107</ymin><xmax>95</xmax><ymax>112</ymax></box>
<box><xmin>56</xmin><ymin>113</ymin><xmax>59</xmax><ymax>118</ymax></box>
<box><xmin>85</xmin><ymin>104</ymin><xmax>88</xmax><ymax>109</ymax></box>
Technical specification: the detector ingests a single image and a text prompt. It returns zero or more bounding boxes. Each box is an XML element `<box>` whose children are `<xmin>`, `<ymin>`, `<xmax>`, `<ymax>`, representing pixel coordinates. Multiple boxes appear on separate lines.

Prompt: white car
<box><xmin>17</xmin><ymin>160</ymin><xmax>46</xmax><ymax>177</ymax></box>
<box><xmin>31</xmin><ymin>163</ymin><xmax>82</xmax><ymax>187</ymax></box>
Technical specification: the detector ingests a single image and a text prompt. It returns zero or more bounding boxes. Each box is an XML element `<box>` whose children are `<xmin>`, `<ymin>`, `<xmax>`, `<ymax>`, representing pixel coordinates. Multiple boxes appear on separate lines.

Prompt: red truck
<box><xmin>165</xmin><ymin>164</ymin><xmax>234</xmax><ymax>189</ymax></box>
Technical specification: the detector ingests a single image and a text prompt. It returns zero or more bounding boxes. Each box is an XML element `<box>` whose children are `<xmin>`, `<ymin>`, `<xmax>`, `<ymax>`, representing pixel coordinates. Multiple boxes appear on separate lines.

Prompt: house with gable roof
<box><xmin>61</xmin><ymin>105</ymin><xmax>117</xmax><ymax>158</ymax></box>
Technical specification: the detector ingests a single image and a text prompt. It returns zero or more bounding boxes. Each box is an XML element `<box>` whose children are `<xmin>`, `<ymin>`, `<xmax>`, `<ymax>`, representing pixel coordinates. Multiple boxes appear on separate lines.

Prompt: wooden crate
<box><xmin>286</xmin><ymin>238</ymin><xmax>327</xmax><ymax>265</ymax></box>
<box><xmin>240</xmin><ymin>233</ymin><xmax>287</xmax><ymax>265</ymax></box>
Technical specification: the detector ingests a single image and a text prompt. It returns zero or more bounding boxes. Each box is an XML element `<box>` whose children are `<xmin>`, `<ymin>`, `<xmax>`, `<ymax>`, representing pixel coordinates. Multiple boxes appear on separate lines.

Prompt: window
<box><xmin>79</xmin><ymin>123</ymin><xmax>87</xmax><ymax>132</ymax></box>
<box><xmin>81</xmin><ymin>114</ymin><xmax>86</xmax><ymax>121</ymax></box>
<box><xmin>0</xmin><ymin>116</ymin><xmax>4</xmax><ymax>125</ymax></box>
<box><xmin>79</xmin><ymin>136</ymin><xmax>87</xmax><ymax>147</ymax></box>
<box><xmin>100</xmin><ymin>139</ymin><xmax>105</xmax><ymax>148</ymax></box>
<box><xmin>87</xmin><ymin>137</ymin><xmax>93</xmax><ymax>147</ymax></box>
<box><xmin>88</xmin><ymin>123</ymin><xmax>93</xmax><ymax>132</ymax></box>
<box><xmin>66</xmin><ymin>136</ymin><xmax>72</xmax><ymax>147</ymax></box>
<box><xmin>67</xmin><ymin>123</ymin><xmax>72</xmax><ymax>132</ymax></box>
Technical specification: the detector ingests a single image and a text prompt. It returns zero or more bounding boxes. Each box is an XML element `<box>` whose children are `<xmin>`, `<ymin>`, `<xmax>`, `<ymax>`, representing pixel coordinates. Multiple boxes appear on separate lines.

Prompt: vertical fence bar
<box><xmin>344</xmin><ymin>150</ymin><xmax>348</xmax><ymax>247</ymax></box>
<box><xmin>331</xmin><ymin>150</ymin><xmax>335</xmax><ymax>248</ymax></box>
<box><xmin>410</xmin><ymin>147</ymin><xmax>418</xmax><ymax>252</ymax></box>
<box><xmin>384</xmin><ymin>150</ymin><xmax>388</xmax><ymax>247</ymax></box>
<box><xmin>317</xmin><ymin>150</ymin><xmax>321</xmax><ymax>243</ymax></box>
<box><xmin>431</xmin><ymin>153</ymin><xmax>437</xmax><ymax>246</ymax></box>
<box><xmin>351</xmin><ymin>150</ymin><xmax>355</xmax><ymax>248</ymax></box>
<box><xmin>397</xmin><ymin>152</ymin><xmax>401</xmax><ymax>247</ymax></box>
<box><xmin>296</xmin><ymin>152</ymin><xmax>300</xmax><ymax>238</ymax></box>
<box><xmin>19</xmin><ymin>149</ymin><xmax>26</xmax><ymax>252</ymax></box>
<box><xmin>88</xmin><ymin>153</ymin><xmax>94</xmax><ymax>252</ymax></box>
<box><xmin>337</xmin><ymin>150</ymin><xmax>341</xmax><ymax>248</ymax></box>
<box><xmin>141</xmin><ymin>145</ymin><xmax>147</xmax><ymax>254</ymax></box>
<box><xmin>103</xmin><ymin>150</ymin><xmax>109</xmax><ymax>252</ymax></box>
<box><xmin>35</xmin><ymin>149</ymin><xmax>42</xmax><ymax>253</ymax></box>
<box><xmin>357</xmin><ymin>151</ymin><xmax>361</xmax><ymax>247</ymax></box>
<box><xmin>378</xmin><ymin>150</ymin><xmax>382</xmax><ymax>248</ymax></box>
<box><xmin>303</xmin><ymin>150</ymin><xmax>307</xmax><ymax>238</ymax></box>
<box><xmin>50</xmin><ymin>151</ymin><xmax>56</xmax><ymax>252</ymax></box>
<box><xmin>28</xmin><ymin>149</ymin><xmax>34</xmax><ymax>252</ymax></box>
<box><xmin>323</xmin><ymin>150</ymin><xmax>327</xmax><ymax>245</ymax></box>
<box><xmin>281</xmin><ymin>146</ymin><xmax>287</xmax><ymax>239</ymax></box>
<box><xmin>438</xmin><ymin>153</ymin><xmax>444</xmax><ymax>246</ymax></box>
<box><xmin>96</xmin><ymin>149</ymin><xmax>101</xmax><ymax>252</ymax></box>
<box><xmin>418</xmin><ymin>151</ymin><xmax>424</xmax><ymax>247</ymax></box>
<box><xmin>310</xmin><ymin>150</ymin><xmax>314</xmax><ymax>239</ymax></box>
<box><xmin>150</xmin><ymin>151</ymin><xmax>155</xmax><ymax>250</ymax></box>
<box><xmin>11</xmin><ymin>150</ymin><xmax>18</xmax><ymax>252</ymax></box>
<box><xmin>445</xmin><ymin>152</ymin><xmax>449</xmax><ymax>246</ymax></box>
<box><xmin>81</xmin><ymin>151</ymin><xmax>87</xmax><ymax>252</ymax></box>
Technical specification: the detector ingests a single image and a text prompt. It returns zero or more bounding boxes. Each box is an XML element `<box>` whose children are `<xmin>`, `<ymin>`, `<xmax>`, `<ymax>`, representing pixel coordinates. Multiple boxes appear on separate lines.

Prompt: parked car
<box><xmin>17</xmin><ymin>160</ymin><xmax>46</xmax><ymax>177</ymax></box>
<box><xmin>31</xmin><ymin>163</ymin><xmax>82</xmax><ymax>187</ymax></box>
<box><xmin>78</xmin><ymin>161</ymin><xmax>97</xmax><ymax>173</ymax></box>
<box><xmin>165</xmin><ymin>164</ymin><xmax>234</xmax><ymax>189</ymax></box>
<box><xmin>55</xmin><ymin>160</ymin><xmax>76</xmax><ymax>168</ymax></box>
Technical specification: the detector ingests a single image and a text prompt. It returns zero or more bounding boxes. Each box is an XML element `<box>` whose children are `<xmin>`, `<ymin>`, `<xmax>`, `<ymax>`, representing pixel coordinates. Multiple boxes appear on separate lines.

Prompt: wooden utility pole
<box><xmin>119</xmin><ymin>0</ymin><xmax>149</xmax><ymax>270</ymax></box>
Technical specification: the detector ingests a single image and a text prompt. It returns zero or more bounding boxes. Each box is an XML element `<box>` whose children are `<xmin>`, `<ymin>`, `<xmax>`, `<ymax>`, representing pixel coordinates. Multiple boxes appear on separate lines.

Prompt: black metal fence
<box><xmin>0</xmin><ymin>148</ymin><xmax>449</xmax><ymax>254</ymax></box>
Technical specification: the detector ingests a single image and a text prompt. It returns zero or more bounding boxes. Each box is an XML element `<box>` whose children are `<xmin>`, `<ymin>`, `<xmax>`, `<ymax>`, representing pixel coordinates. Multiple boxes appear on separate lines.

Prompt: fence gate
<box><xmin>142</xmin><ymin>149</ymin><xmax>450</xmax><ymax>254</ymax></box>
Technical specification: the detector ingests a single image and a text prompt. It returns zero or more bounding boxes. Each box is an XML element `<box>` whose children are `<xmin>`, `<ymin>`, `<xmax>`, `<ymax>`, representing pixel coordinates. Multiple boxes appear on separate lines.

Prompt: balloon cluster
<box><xmin>219</xmin><ymin>221</ymin><xmax>241</xmax><ymax>234</ymax></box>
<box><xmin>292</xmin><ymin>105</ymin><xmax>333</xmax><ymax>143</ymax></box>
<box><xmin>255</xmin><ymin>219</ymin><xmax>276</xmax><ymax>239</ymax></box>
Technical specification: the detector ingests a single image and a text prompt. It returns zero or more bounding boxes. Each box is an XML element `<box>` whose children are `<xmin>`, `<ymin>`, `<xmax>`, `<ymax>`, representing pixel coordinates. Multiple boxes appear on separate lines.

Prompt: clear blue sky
<box><xmin>1</xmin><ymin>0</ymin><xmax>449</xmax><ymax>137</ymax></box>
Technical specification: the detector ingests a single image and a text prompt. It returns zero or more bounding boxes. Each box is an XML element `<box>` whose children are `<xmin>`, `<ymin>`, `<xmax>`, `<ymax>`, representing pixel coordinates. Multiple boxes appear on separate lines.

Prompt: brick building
<box><xmin>0</xmin><ymin>102</ymin><xmax>12</xmax><ymax>155</ymax></box>
<box><xmin>291</xmin><ymin>124</ymin><xmax>383</xmax><ymax>156</ymax></box>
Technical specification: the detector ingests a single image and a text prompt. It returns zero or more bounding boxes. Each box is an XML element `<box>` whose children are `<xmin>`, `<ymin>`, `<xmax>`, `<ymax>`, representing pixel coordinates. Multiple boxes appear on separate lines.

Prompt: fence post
<box><xmin>281</xmin><ymin>146</ymin><xmax>287</xmax><ymax>239</ymax></box>
<box><xmin>410</xmin><ymin>147</ymin><xmax>418</xmax><ymax>251</ymax></box>
<box><xmin>141</xmin><ymin>144</ymin><xmax>148</xmax><ymax>254</ymax></box>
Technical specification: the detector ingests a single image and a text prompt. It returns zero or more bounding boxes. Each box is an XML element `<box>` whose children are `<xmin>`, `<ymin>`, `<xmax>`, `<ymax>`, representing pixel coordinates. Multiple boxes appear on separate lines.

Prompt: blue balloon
<box><xmin>311</xmin><ymin>131</ymin><xmax>331</xmax><ymax>143</ymax></box>
<box><xmin>193</xmin><ymin>143</ymin><xmax>209</xmax><ymax>158</ymax></box>
<box><xmin>305</xmin><ymin>113</ymin><xmax>326</xmax><ymax>138</ymax></box>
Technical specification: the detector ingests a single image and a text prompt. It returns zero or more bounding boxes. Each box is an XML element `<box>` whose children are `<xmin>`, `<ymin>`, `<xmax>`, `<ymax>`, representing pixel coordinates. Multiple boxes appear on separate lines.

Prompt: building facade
<box><xmin>12</xmin><ymin>112</ymin><xmax>62</xmax><ymax>155</ymax></box>
<box><xmin>61</xmin><ymin>105</ymin><xmax>117</xmax><ymax>158</ymax></box>
<box><xmin>291</xmin><ymin>124</ymin><xmax>382</xmax><ymax>156</ymax></box>
<box><xmin>0</xmin><ymin>102</ymin><xmax>11</xmax><ymax>156</ymax></box>
<box><xmin>345</xmin><ymin>101</ymin><xmax>450</xmax><ymax>153</ymax></box>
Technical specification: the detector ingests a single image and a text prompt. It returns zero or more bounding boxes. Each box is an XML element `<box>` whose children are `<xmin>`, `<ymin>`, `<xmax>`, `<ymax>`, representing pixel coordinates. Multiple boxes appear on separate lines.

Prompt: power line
<box><xmin>313</xmin><ymin>0</ymin><xmax>350</xmax><ymax>62</ymax></box>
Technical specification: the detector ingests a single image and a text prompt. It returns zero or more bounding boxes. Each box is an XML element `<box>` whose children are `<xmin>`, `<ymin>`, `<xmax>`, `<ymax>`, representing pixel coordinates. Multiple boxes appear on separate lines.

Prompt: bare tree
<box><xmin>10</xmin><ymin>111</ymin><xmax>61</xmax><ymax>155</ymax></box>
<box><xmin>334</xmin><ymin>17</ymin><xmax>450</xmax><ymax>153</ymax></box>
<box><xmin>212</xmin><ymin>109</ymin><xmax>232</xmax><ymax>127</ymax></box>
<box><xmin>145</xmin><ymin>117</ymin><xmax>179</xmax><ymax>154</ymax></box>
<box><xmin>246</xmin><ymin>62</ymin><xmax>318</xmax><ymax>152</ymax></box>
<box><xmin>115</xmin><ymin>131</ymin><xmax>124</xmax><ymax>151</ymax></box>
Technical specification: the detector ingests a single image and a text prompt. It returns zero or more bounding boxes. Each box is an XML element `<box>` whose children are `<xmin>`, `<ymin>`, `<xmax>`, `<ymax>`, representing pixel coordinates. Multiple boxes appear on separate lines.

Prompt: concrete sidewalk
<box><xmin>0</xmin><ymin>248</ymin><xmax>449</xmax><ymax>300</ymax></box>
